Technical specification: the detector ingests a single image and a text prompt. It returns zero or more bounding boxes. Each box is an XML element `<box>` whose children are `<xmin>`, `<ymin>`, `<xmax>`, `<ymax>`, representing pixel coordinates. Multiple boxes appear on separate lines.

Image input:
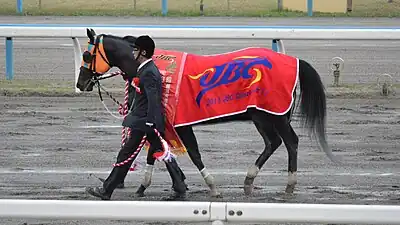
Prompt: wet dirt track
<box><xmin>1</xmin><ymin>96</ymin><xmax>399</xmax><ymax>225</ymax></box>
<box><xmin>0</xmin><ymin>16</ymin><xmax>400</xmax><ymax>225</ymax></box>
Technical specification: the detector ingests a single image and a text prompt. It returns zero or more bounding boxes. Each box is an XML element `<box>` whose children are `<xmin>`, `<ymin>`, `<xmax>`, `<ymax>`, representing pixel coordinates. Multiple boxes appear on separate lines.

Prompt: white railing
<box><xmin>1</xmin><ymin>24</ymin><xmax>400</xmax><ymax>92</ymax></box>
<box><xmin>1</xmin><ymin>25</ymin><xmax>400</xmax><ymax>224</ymax></box>
<box><xmin>0</xmin><ymin>199</ymin><xmax>400</xmax><ymax>225</ymax></box>
<box><xmin>2</xmin><ymin>24</ymin><xmax>400</xmax><ymax>39</ymax></box>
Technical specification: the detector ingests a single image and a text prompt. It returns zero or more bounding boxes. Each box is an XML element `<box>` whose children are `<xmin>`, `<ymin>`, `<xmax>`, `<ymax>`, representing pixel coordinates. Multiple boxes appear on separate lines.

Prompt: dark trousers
<box><xmin>103</xmin><ymin>128</ymin><xmax>186</xmax><ymax>195</ymax></box>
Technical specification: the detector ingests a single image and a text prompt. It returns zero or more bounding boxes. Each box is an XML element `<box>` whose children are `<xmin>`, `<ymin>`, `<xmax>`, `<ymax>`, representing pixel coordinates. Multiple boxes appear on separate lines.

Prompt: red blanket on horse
<box><xmin>151</xmin><ymin>47</ymin><xmax>299</xmax><ymax>154</ymax></box>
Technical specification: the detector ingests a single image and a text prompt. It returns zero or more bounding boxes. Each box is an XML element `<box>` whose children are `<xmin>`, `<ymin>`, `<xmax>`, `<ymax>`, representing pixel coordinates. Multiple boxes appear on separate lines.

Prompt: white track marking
<box><xmin>380</xmin><ymin>173</ymin><xmax>395</xmax><ymax>176</ymax></box>
<box><xmin>80</xmin><ymin>125</ymin><xmax>122</xmax><ymax>128</ymax></box>
<box><xmin>6</xmin><ymin>110</ymin><xmax>119</xmax><ymax>114</ymax></box>
<box><xmin>0</xmin><ymin>168</ymin><xmax>398</xmax><ymax>177</ymax></box>
<box><xmin>6</xmin><ymin>110</ymin><xmax>75</xmax><ymax>113</ymax></box>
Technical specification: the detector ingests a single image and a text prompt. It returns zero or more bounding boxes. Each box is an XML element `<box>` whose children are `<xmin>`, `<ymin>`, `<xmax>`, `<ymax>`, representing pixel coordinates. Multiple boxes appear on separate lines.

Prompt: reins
<box><xmin>89</xmin><ymin>70</ymin><xmax>134</xmax><ymax>150</ymax></box>
<box><xmin>91</xmin><ymin>71</ymin><xmax>126</xmax><ymax>120</ymax></box>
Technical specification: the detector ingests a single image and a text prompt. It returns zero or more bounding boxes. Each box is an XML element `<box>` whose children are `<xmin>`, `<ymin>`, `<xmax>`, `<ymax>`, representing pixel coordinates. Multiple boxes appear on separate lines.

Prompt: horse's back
<box><xmin>172</xmin><ymin>46</ymin><xmax>298</xmax><ymax>127</ymax></box>
<box><xmin>192</xmin><ymin>47</ymin><xmax>283</xmax><ymax>59</ymax></box>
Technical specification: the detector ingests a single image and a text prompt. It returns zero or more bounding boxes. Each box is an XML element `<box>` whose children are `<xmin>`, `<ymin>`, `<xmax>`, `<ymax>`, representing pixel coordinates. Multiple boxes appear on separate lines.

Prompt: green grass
<box><xmin>0</xmin><ymin>79</ymin><xmax>86</xmax><ymax>97</ymax></box>
<box><xmin>325</xmin><ymin>83</ymin><xmax>399</xmax><ymax>98</ymax></box>
<box><xmin>1</xmin><ymin>79</ymin><xmax>398</xmax><ymax>98</ymax></box>
<box><xmin>0</xmin><ymin>0</ymin><xmax>399</xmax><ymax>17</ymax></box>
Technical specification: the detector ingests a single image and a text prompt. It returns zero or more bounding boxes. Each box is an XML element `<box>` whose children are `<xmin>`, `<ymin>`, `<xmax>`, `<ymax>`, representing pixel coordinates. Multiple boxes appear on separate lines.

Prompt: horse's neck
<box><xmin>115</xmin><ymin>58</ymin><xmax>135</xmax><ymax>75</ymax></box>
<box><xmin>106</xmin><ymin>41</ymin><xmax>137</xmax><ymax>77</ymax></box>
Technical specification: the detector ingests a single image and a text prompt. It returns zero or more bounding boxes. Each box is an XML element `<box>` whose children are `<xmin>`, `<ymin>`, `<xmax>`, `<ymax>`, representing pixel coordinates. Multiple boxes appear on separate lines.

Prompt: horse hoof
<box><xmin>285</xmin><ymin>184</ymin><xmax>295</xmax><ymax>194</ymax></box>
<box><xmin>211</xmin><ymin>191</ymin><xmax>223</xmax><ymax>198</ymax></box>
<box><xmin>134</xmin><ymin>192</ymin><xmax>145</xmax><ymax>197</ymax></box>
<box><xmin>244</xmin><ymin>184</ymin><xmax>254</xmax><ymax>195</ymax></box>
<box><xmin>134</xmin><ymin>185</ymin><xmax>146</xmax><ymax>197</ymax></box>
<box><xmin>243</xmin><ymin>176</ymin><xmax>255</xmax><ymax>195</ymax></box>
<box><xmin>134</xmin><ymin>190</ymin><xmax>145</xmax><ymax>197</ymax></box>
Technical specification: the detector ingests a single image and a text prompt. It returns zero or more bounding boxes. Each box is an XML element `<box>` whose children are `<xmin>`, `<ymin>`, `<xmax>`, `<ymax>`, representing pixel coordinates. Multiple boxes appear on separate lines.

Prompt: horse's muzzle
<box><xmin>77</xmin><ymin>66</ymin><xmax>96</xmax><ymax>92</ymax></box>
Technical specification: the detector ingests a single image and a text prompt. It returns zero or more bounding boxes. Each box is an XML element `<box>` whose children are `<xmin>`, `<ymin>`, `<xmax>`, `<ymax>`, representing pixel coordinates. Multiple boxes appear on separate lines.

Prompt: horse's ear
<box><xmin>90</xmin><ymin>28</ymin><xmax>96</xmax><ymax>36</ymax></box>
<box><xmin>86</xmin><ymin>28</ymin><xmax>94</xmax><ymax>43</ymax></box>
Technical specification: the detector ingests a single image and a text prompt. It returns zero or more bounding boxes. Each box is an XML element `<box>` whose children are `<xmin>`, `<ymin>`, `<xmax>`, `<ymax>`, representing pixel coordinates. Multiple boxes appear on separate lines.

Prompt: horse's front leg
<box><xmin>135</xmin><ymin>143</ymin><xmax>188</xmax><ymax>197</ymax></box>
<box><xmin>176</xmin><ymin>126</ymin><xmax>221</xmax><ymax>198</ymax></box>
<box><xmin>134</xmin><ymin>150</ymin><xmax>155</xmax><ymax>197</ymax></box>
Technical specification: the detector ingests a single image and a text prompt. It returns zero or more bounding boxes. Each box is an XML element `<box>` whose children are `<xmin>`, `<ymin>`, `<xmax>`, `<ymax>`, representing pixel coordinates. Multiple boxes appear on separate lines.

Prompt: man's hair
<box><xmin>134</xmin><ymin>35</ymin><xmax>155</xmax><ymax>58</ymax></box>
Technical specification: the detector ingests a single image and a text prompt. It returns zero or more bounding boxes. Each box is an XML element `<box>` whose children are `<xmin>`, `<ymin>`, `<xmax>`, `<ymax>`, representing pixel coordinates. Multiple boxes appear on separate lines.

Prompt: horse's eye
<box><xmin>82</xmin><ymin>51</ymin><xmax>93</xmax><ymax>63</ymax></box>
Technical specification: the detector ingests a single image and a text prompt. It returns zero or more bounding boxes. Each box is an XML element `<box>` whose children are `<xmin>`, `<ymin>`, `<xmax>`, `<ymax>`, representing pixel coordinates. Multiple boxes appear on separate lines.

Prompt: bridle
<box><xmin>82</xmin><ymin>34</ymin><xmax>112</xmax><ymax>76</ymax></box>
<box><xmin>81</xmin><ymin>34</ymin><xmax>130</xmax><ymax>120</ymax></box>
<box><xmin>81</xmin><ymin>36</ymin><xmax>136</xmax><ymax>156</ymax></box>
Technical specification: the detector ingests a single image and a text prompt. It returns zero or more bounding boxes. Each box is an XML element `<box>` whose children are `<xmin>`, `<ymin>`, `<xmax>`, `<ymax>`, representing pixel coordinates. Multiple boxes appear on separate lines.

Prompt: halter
<box><xmin>81</xmin><ymin>34</ymin><xmax>125</xmax><ymax>119</ymax></box>
<box><xmin>82</xmin><ymin>34</ymin><xmax>112</xmax><ymax>76</ymax></box>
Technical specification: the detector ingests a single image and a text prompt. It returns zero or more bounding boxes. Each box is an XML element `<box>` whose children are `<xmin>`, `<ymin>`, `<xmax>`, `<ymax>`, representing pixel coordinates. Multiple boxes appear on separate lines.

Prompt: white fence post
<box><xmin>0</xmin><ymin>24</ymin><xmax>399</xmax><ymax>90</ymax></box>
<box><xmin>0</xmin><ymin>24</ymin><xmax>400</xmax><ymax>224</ymax></box>
<box><xmin>225</xmin><ymin>202</ymin><xmax>400</xmax><ymax>224</ymax></box>
<box><xmin>1</xmin><ymin>199</ymin><xmax>400</xmax><ymax>224</ymax></box>
<box><xmin>72</xmin><ymin>37</ymin><xmax>82</xmax><ymax>93</ymax></box>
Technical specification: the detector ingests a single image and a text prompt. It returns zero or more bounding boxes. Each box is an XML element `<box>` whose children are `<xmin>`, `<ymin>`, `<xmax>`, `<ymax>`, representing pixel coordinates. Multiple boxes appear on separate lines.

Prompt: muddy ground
<box><xmin>0</xmin><ymin>95</ymin><xmax>399</xmax><ymax>225</ymax></box>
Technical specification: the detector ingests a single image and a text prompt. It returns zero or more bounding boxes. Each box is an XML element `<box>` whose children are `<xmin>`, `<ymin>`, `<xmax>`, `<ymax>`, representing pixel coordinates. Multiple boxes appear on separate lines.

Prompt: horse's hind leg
<box><xmin>273</xmin><ymin>116</ymin><xmax>299</xmax><ymax>194</ymax></box>
<box><xmin>244</xmin><ymin>110</ymin><xmax>282</xmax><ymax>195</ymax></box>
<box><xmin>176</xmin><ymin>126</ymin><xmax>221</xmax><ymax>198</ymax></box>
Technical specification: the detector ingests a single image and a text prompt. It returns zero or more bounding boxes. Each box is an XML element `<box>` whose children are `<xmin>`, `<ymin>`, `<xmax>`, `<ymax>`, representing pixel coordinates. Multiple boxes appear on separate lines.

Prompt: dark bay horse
<box><xmin>76</xmin><ymin>28</ymin><xmax>337</xmax><ymax>198</ymax></box>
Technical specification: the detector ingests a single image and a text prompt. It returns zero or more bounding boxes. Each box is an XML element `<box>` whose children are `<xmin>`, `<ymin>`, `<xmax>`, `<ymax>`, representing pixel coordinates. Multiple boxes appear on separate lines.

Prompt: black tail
<box><xmin>298</xmin><ymin>59</ymin><xmax>337</xmax><ymax>163</ymax></box>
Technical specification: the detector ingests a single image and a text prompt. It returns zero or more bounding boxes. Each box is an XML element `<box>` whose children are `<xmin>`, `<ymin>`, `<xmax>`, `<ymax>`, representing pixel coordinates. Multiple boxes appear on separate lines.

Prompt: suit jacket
<box><xmin>122</xmin><ymin>60</ymin><xmax>165</xmax><ymax>134</ymax></box>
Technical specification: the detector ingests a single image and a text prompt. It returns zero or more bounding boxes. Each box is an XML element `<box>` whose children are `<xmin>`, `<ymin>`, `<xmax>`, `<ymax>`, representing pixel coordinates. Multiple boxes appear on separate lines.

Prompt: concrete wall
<box><xmin>283</xmin><ymin>0</ymin><xmax>350</xmax><ymax>13</ymax></box>
<box><xmin>314</xmin><ymin>0</ymin><xmax>349</xmax><ymax>13</ymax></box>
<box><xmin>282</xmin><ymin>0</ymin><xmax>307</xmax><ymax>12</ymax></box>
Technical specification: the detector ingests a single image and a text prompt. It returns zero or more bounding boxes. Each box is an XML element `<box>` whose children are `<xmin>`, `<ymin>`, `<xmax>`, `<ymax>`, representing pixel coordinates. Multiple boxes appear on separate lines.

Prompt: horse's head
<box><xmin>76</xmin><ymin>28</ymin><xmax>139</xmax><ymax>92</ymax></box>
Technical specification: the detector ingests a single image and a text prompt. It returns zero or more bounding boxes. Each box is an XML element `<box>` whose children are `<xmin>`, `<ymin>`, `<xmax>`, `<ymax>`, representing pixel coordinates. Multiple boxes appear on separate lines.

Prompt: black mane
<box><xmin>103</xmin><ymin>34</ymin><xmax>137</xmax><ymax>45</ymax></box>
<box><xmin>101</xmin><ymin>33</ymin><xmax>139</xmax><ymax>80</ymax></box>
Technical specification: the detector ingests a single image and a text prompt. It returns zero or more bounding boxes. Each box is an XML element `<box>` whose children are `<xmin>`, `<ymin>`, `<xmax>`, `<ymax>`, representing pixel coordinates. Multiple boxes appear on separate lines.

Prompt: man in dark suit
<box><xmin>85</xmin><ymin>35</ymin><xmax>187</xmax><ymax>200</ymax></box>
